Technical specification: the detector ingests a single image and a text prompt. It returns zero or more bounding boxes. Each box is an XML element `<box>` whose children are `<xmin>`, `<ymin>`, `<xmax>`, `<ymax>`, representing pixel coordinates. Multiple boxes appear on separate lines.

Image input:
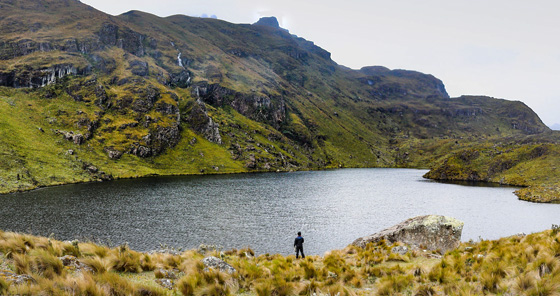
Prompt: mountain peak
<box><xmin>253</xmin><ymin>16</ymin><xmax>280</xmax><ymax>28</ymax></box>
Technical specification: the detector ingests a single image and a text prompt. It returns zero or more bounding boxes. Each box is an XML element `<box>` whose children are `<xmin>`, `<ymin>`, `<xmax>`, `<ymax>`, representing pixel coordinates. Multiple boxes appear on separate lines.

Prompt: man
<box><xmin>294</xmin><ymin>231</ymin><xmax>305</xmax><ymax>258</ymax></box>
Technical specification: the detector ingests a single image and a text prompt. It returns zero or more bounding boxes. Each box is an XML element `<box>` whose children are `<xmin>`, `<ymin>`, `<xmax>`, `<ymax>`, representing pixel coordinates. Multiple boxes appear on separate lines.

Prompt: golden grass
<box><xmin>2</xmin><ymin>224</ymin><xmax>560</xmax><ymax>294</ymax></box>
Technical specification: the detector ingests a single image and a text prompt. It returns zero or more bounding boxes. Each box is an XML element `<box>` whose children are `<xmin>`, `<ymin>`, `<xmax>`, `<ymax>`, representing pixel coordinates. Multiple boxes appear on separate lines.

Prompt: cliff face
<box><xmin>0</xmin><ymin>0</ymin><xmax>551</xmax><ymax>193</ymax></box>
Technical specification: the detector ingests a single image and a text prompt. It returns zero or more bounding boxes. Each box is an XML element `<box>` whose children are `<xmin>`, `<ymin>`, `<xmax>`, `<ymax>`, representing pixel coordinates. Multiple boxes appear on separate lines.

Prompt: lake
<box><xmin>1</xmin><ymin>168</ymin><xmax>558</xmax><ymax>255</ymax></box>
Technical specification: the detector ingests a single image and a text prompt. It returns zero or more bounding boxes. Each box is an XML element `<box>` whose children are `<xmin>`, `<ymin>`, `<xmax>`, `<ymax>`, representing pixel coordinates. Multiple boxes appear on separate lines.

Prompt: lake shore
<box><xmin>1</xmin><ymin>227</ymin><xmax>559</xmax><ymax>295</ymax></box>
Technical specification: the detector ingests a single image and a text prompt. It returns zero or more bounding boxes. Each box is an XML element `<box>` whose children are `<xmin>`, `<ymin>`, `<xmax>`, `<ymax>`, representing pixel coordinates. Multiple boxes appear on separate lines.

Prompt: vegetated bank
<box><xmin>1</xmin><ymin>225</ymin><xmax>560</xmax><ymax>295</ymax></box>
<box><xmin>423</xmin><ymin>132</ymin><xmax>560</xmax><ymax>203</ymax></box>
<box><xmin>1</xmin><ymin>0</ymin><xmax>557</xmax><ymax>200</ymax></box>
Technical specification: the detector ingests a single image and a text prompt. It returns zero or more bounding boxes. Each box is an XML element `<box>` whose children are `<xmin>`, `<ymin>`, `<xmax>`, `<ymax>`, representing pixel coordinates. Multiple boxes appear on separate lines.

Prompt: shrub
<box><xmin>298</xmin><ymin>280</ymin><xmax>319</xmax><ymax>295</ymax></box>
<box><xmin>415</xmin><ymin>284</ymin><xmax>436</xmax><ymax>296</ymax></box>
<box><xmin>141</xmin><ymin>254</ymin><xmax>155</xmax><ymax>271</ymax></box>
<box><xmin>62</xmin><ymin>241</ymin><xmax>81</xmax><ymax>257</ymax></box>
<box><xmin>300</xmin><ymin>261</ymin><xmax>317</xmax><ymax>280</ymax></box>
<box><xmin>109</xmin><ymin>247</ymin><xmax>143</xmax><ymax>273</ymax></box>
<box><xmin>95</xmin><ymin>272</ymin><xmax>135</xmax><ymax>295</ymax></box>
<box><xmin>177</xmin><ymin>276</ymin><xmax>196</xmax><ymax>296</ymax></box>
<box><xmin>72</xmin><ymin>273</ymin><xmax>104</xmax><ymax>296</ymax></box>
<box><xmin>81</xmin><ymin>242</ymin><xmax>109</xmax><ymax>258</ymax></box>
<box><xmin>197</xmin><ymin>282</ymin><xmax>231</xmax><ymax>296</ymax></box>
<box><xmin>0</xmin><ymin>277</ymin><xmax>9</xmax><ymax>294</ymax></box>
<box><xmin>81</xmin><ymin>256</ymin><xmax>109</xmax><ymax>274</ymax></box>
<box><xmin>30</xmin><ymin>249</ymin><xmax>64</xmax><ymax>279</ymax></box>
<box><xmin>526</xmin><ymin>278</ymin><xmax>559</xmax><ymax>296</ymax></box>
<box><xmin>13</xmin><ymin>252</ymin><xmax>31</xmax><ymax>274</ymax></box>
<box><xmin>254</xmin><ymin>281</ymin><xmax>272</xmax><ymax>296</ymax></box>
<box><xmin>376</xmin><ymin>274</ymin><xmax>413</xmax><ymax>295</ymax></box>
<box><xmin>513</xmin><ymin>272</ymin><xmax>535</xmax><ymax>293</ymax></box>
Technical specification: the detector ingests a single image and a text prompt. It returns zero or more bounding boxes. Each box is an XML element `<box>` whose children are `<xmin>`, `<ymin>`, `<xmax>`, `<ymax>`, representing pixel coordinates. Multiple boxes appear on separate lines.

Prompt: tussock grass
<box><xmin>2</xmin><ymin>228</ymin><xmax>560</xmax><ymax>295</ymax></box>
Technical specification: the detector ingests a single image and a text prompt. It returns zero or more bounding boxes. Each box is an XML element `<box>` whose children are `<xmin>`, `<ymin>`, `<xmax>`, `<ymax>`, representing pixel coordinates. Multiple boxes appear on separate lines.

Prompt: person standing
<box><xmin>294</xmin><ymin>231</ymin><xmax>305</xmax><ymax>258</ymax></box>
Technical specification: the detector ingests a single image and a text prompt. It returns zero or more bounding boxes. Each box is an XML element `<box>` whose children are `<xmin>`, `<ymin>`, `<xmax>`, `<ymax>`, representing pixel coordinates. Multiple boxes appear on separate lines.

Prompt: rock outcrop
<box><xmin>201</xmin><ymin>256</ymin><xmax>236</xmax><ymax>274</ymax></box>
<box><xmin>352</xmin><ymin>215</ymin><xmax>464</xmax><ymax>252</ymax></box>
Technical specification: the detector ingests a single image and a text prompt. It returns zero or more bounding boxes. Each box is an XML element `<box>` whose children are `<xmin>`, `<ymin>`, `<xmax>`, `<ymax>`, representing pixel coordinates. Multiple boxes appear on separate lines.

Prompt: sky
<box><xmin>80</xmin><ymin>0</ymin><xmax>560</xmax><ymax>127</ymax></box>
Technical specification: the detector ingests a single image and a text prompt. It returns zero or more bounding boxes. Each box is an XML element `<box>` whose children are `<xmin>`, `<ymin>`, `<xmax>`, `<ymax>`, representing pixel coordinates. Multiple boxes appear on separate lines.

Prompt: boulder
<box><xmin>155</xmin><ymin>278</ymin><xmax>174</xmax><ymax>290</ymax></box>
<box><xmin>352</xmin><ymin>215</ymin><xmax>464</xmax><ymax>252</ymax></box>
<box><xmin>391</xmin><ymin>245</ymin><xmax>409</xmax><ymax>255</ymax></box>
<box><xmin>201</xmin><ymin>256</ymin><xmax>236</xmax><ymax>274</ymax></box>
<box><xmin>58</xmin><ymin>255</ymin><xmax>94</xmax><ymax>273</ymax></box>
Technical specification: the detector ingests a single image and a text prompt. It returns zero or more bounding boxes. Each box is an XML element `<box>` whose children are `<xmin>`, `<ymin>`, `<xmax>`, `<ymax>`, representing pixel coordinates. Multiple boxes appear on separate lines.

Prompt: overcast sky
<box><xmin>81</xmin><ymin>0</ymin><xmax>560</xmax><ymax>127</ymax></box>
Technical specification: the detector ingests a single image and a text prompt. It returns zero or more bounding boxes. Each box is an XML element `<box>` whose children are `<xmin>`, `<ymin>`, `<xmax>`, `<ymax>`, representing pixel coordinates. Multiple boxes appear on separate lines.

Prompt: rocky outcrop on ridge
<box><xmin>352</xmin><ymin>215</ymin><xmax>464</xmax><ymax>252</ymax></box>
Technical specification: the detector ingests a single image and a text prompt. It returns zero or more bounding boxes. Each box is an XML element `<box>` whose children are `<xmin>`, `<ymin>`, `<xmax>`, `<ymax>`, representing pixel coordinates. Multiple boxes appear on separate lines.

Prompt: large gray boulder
<box><xmin>352</xmin><ymin>215</ymin><xmax>464</xmax><ymax>252</ymax></box>
<box><xmin>201</xmin><ymin>256</ymin><xmax>236</xmax><ymax>274</ymax></box>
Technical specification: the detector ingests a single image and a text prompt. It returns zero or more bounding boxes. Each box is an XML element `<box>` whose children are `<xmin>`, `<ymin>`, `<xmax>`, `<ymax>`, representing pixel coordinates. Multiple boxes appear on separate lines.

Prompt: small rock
<box><xmin>156</xmin><ymin>268</ymin><xmax>177</xmax><ymax>279</ymax></box>
<box><xmin>58</xmin><ymin>255</ymin><xmax>93</xmax><ymax>273</ymax></box>
<box><xmin>67</xmin><ymin>149</ymin><xmax>74</xmax><ymax>155</ymax></box>
<box><xmin>86</xmin><ymin>165</ymin><xmax>98</xmax><ymax>173</ymax></box>
<box><xmin>391</xmin><ymin>246</ymin><xmax>408</xmax><ymax>255</ymax></box>
<box><xmin>201</xmin><ymin>256</ymin><xmax>236</xmax><ymax>274</ymax></box>
<box><xmin>104</xmin><ymin>147</ymin><xmax>123</xmax><ymax>159</ymax></box>
<box><xmin>155</xmin><ymin>278</ymin><xmax>174</xmax><ymax>290</ymax></box>
<box><xmin>327</xmin><ymin>271</ymin><xmax>338</xmax><ymax>279</ymax></box>
<box><xmin>38</xmin><ymin>127</ymin><xmax>44</xmax><ymax>132</ymax></box>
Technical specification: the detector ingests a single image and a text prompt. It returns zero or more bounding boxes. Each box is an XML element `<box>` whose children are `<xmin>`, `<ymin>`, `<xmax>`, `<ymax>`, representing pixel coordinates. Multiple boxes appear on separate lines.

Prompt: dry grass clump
<box><xmin>2</xmin><ymin>228</ymin><xmax>560</xmax><ymax>295</ymax></box>
<box><xmin>0</xmin><ymin>277</ymin><xmax>9</xmax><ymax>294</ymax></box>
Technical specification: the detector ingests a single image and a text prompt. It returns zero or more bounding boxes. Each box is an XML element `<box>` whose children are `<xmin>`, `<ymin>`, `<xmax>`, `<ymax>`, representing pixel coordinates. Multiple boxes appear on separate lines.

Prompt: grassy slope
<box><xmin>1</xmin><ymin>228</ymin><xmax>560</xmax><ymax>295</ymax></box>
<box><xmin>424</xmin><ymin>133</ymin><xmax>560</xmax><ymax>202</ymax></box>
<box><xmin>0</xmin><ymin>0</ymin><xmax>558</xmax><ymax>202</ymax></box>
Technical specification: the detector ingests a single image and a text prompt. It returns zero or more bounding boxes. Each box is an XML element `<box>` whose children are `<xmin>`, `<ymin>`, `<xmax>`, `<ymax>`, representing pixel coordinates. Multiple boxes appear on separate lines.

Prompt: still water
<box><xmin>1</xmin><ymin>169</ymin><xmax>558</xmax><ymax>255</ymax></box>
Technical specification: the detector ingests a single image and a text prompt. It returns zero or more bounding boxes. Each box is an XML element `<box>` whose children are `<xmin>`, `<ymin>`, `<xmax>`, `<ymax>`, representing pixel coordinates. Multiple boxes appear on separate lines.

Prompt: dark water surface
<box><xmin>1</xmin><ymin>169</ymin><xmax>558</xmax><ymax>255</ymax></box>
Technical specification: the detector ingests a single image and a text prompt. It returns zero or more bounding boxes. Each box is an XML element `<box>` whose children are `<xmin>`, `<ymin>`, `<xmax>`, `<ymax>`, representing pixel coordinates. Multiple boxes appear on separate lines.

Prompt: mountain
<box><xmin>0</xmin><ymin>0</ymin><xmax>552</xmax><ymax>194</ymax></box>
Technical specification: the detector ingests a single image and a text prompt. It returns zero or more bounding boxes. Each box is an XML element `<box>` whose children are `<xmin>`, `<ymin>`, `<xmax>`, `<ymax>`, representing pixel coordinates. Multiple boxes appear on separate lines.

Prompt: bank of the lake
<box><xmin>1</xmin><ymin>226</ymin><xmax>560</xmax><ymax>295</ymax></box>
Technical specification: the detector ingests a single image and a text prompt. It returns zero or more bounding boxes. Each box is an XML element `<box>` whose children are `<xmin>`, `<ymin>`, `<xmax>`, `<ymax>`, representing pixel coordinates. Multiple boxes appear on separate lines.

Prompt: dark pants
<box><xmin>295</xmin><ymin>246</ymin><xmax>305</xmax><ymax>258</ymax></box>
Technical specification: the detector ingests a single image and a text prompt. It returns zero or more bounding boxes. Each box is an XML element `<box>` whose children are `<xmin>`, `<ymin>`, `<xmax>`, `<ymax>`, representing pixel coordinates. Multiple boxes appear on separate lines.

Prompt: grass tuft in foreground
<box><xmin>1</xmin><ymin>228</ymin><xmax>560</xmax><ymax>295</ymax></box>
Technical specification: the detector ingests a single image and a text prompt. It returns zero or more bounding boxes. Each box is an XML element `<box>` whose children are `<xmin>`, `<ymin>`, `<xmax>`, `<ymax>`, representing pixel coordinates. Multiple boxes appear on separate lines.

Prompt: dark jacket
<box><xmin>294</xmin><ymin>236</ymin><xmax>304</xmax><ymax>248</ymax></box>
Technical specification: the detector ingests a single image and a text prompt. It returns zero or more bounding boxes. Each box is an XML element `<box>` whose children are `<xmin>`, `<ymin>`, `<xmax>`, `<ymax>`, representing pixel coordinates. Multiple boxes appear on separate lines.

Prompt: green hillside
<box><xmin>0</xmin><ymin>0</ymin><xmax>557</xmax><ymax>200</ymax></box>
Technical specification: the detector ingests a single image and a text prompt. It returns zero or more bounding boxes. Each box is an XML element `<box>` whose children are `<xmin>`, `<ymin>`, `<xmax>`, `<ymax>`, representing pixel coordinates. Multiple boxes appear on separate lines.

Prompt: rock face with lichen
<box><xmin>352</xmin><ymin>215</ymin><xmax>464</xmax><ymax>252</ymax></box>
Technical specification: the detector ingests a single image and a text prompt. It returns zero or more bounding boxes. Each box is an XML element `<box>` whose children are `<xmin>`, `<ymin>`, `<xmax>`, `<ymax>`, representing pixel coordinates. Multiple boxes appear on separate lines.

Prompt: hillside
<box><xmin>0</xmin><ymin>0</ymin><xmax>554</xmax><ymax>196</ymax></box>
<box><xmin>424</xmin><ymin>131</ymin><xmax>560</xmax><ymax>202</ymax></box>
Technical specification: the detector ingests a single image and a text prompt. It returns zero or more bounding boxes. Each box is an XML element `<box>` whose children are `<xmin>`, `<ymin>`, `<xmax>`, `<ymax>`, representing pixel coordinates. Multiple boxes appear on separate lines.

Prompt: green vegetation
<box><xmin>2</xmin><ymin>228</ymin><xmax>560</xmax><ymax>295</ymax></box>
<box><xmin>424</xmin><ymin>133</ymin><xmax>560</xmax><ymax>202</ymax></box>
<box><xmin>0</xmin><ymin>0</ymin><xmax>558</xmax><ymax>203</ymax></box>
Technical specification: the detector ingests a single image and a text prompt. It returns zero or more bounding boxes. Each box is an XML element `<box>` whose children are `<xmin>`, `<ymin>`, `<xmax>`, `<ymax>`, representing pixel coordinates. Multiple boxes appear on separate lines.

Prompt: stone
<box><xmin>155</xmin><ymin>268</ymin><xmax>177</xmax><ymax>279</ymax></box>
<box><xmin>391</xmin><ymin>245</ymin><xmax>409</xmax><ymax>255</ymax></box>
<box><xmin>0</xmin><ymin>270</ymin><xmax>36</xmax><ymax>285</ymax></box>
<box><xmin>104</xmin><ymin>147</ymin><xmax>123</xmax><ymax>159</ymax></box>
<box><xmin>58</xmin><ymin>255</ymin><xmax>93</xmax><ymax>273</ymax></box>
<box><xmin>86</xmin><ymin>165</ymin><xmax>98</xmax><ymax>173</ymax></box>
<box><xmin>352</xmin><ymin>215</ymin><xmax>464</xmax><ymax>253</ymax></box>
<box><xmin>201</xmin><ymin>256</ymin><xmax>236</xmax><ymax>274</ymax></box>
<box><xmin>155</xmin><ymin>278</ymin><xmax>174</xmax><ymax>290</ymax></box>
